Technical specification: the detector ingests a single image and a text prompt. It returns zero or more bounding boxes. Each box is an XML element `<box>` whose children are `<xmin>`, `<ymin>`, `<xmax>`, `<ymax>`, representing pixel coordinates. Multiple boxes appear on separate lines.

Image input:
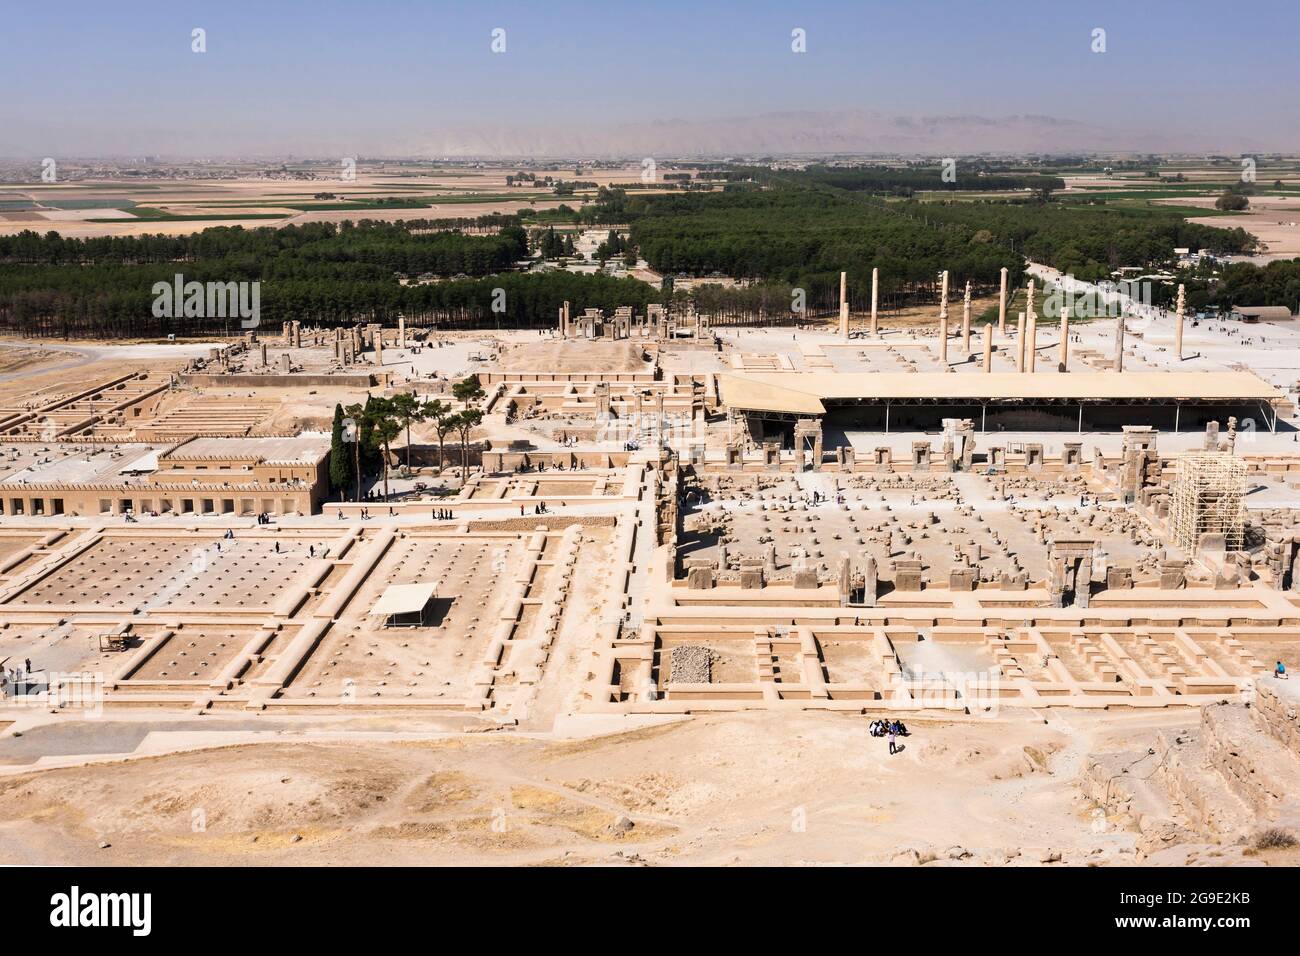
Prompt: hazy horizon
<box><xmin>3</xmin><ymin>0</ymin><xmax>1299</xmax><ymax>158</ymax></box>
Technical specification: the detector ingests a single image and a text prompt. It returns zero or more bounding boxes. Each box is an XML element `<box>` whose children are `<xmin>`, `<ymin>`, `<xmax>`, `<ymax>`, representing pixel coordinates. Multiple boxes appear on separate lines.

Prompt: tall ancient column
<box><xmin>997</xmin><ymin>266</ymin><xmax>1008</xmax><ymax>335</ymax></box>
<box><xmin>1016</xmin><ymin>311</ymin><xmax>1026</xmax><ymax>371</ymax></box>
<box><xmin>962</xmin><ymin>280</ymin><xmax>972</xmax><ymax>353</ymax></box>
<box><xmin>398</xmin><ymin>315</ymin><xmax>406</xmax><ymax>349</ymax></box>
<box><xmin>938</xmin><ymin>270</ymin><xmax>949</xmax><ymax>366</ymax></box>
<box><xmin>870</xmin><ymin>266</ymin><xmax>879</xmax><ymax>335</ymax></box>
<box><xmin>1024</xmin><ymin>280</ymin><xmax>1036</xmax><ymax>373</ymax></box>
<box><xmin>1114</xmin><ymin>315</ymin><xmax>1126</xmax><ymax>372</ymax></box>
<box><xmin>1174</xmin><ymin>283</ymin><xmax>1186</xmax><ymax>361</ymax></box>
<box><xmin>1058</xmin><ymin>305</ymin><xmax>1070</xmax><ymax>372</ymax></box>
<box><xmin>982</xmin><ymin>323</ymin><xmax>993</xmax><ymax>372</ymax></box>
<box><xmin>1027</xmin><ymin>312</ymin><xmax>1038</xmax><ymax>372</ymax></box>
<box><xmin>839</xmin><ymin>271</ymin><xmax>849</xmax><ymax>338</ymax></box>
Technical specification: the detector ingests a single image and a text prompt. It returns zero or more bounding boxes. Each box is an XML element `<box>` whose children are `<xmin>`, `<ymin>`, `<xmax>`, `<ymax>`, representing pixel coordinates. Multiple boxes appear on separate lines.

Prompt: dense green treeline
<box><xmin>799</xmin><ymin>165</ymin><xmax>1066</xmax><ymax>196</ymax></box>
<box><xmin>0</xmin><ymin>217</ymin><xmax>657</xmax><ymax>337</ymax></box>
<box><xmin>907</xmin><ymin>201</ymin><xmax>1256</xmax><ymax>281</ymax></box>
<box><xmin>1176</xmin><ymin>259</ymin><xmax>1300</xmax><ymax>313</ymax></box>
<box><xmin>0</xmin><ymin>218</ymin><xmax>528</xmax><ymax>274</ymax></box>
<box><xmin>598</xmin><ymin>170</ymin><xmax>1257</xmax><ymax>292</ymax></box>
<box><xmin>624</xmin><ymin>190</ymin><xmax>1023</xmax><ymax>304</ymax></box>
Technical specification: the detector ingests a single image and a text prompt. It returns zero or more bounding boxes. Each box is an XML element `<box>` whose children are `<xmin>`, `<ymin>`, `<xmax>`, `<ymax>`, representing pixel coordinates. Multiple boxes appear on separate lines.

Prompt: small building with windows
<box><xmin>0</xmin><ymin>434</ymin><xmax>330</xmax><ymax>518</ymax></box>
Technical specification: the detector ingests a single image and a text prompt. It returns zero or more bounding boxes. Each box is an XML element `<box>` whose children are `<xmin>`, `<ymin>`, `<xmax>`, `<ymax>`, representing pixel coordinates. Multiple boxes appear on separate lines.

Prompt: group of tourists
<box><xmin>869</xmin><ymin>718</ymin><xmax>909</xmax><ymax>755</ymax></box>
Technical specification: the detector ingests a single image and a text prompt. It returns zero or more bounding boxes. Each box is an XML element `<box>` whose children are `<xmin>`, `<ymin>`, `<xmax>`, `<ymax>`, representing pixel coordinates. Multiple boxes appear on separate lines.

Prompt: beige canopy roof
<box><xmin>371</xmin><ymin>582</ymin><xmax>437</xmax><ymax>617</ymax></box>
<box><xmin>718</xmin><ymin>371</ymin><xmax>1281</xmax><ymax>416</ymax></box>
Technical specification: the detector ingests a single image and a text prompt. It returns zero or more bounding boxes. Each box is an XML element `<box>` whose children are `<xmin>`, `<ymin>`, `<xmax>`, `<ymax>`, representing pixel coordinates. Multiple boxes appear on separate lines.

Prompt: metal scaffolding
<box><xmin>1169</xmin><ymin>453</ymin><xmax>1246</xmax><ymax>553</ymax></box>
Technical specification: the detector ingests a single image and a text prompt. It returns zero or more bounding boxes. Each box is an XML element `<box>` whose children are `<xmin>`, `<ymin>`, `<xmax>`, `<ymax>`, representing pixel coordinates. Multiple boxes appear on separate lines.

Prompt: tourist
<box><xmin>888</xmin><ymin>725</ymin><xmax>899</xmax><ymax>755</ymax></box>
<box><xmin>1276</xmin><ymin>661</ymin><xmax>1288</xmax><ymax>680</ymax></box>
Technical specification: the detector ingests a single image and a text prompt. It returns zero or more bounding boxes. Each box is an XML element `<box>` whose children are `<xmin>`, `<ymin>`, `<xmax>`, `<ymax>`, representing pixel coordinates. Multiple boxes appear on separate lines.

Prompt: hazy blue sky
<box><xmin>3</xmin><ymin>0</ymin><xmax>1298</xmax><ymax>156</ymax></box>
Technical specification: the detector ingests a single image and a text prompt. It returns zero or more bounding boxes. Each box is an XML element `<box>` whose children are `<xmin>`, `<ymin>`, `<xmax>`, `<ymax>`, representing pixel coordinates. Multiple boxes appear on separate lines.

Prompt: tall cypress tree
<box><xmin>328</xmin><ymin>403</ymin><xmax>349</xmax><ymax>496</ymax></box>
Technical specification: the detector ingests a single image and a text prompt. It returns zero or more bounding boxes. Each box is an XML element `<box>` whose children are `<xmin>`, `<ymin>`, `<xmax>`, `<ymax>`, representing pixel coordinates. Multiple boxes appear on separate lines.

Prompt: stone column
<box><xmin>1058</xmin><ymin>304</ymin><xmax>1070</xmax><ymax>372</ymax></box>
<box><xmin>839</xmin><ymin>271</ymin><xmax>849</xmax><ymax>337</ymax></box>
<box><xmin>374</xmin><ymin>335</ymin><xmax>384</xmax><ymax>366</ymax></box>
<box><xmin>1174</xmin><ymin>283</ymin><xmax>1185</xmax><ymax>361</ymax></box>
<box><xmin>1024</xmin><ymin>280</ymin><xmax>1036</xmax><ymax>373</ymax></box>
<box><xmin>982</xmin><ymin>324</ymin><xmax>993</xmax><ymax>372</ymax></box>
<box><xmin>961</xmin><ymin>280</ymin><xmax>972</xmax><ymax>353</ymax></box>
<box><xmin>870</xmin><ymin>266</ymin><xmax>879</xmax><ymax>335</ymax></box>
<box><xmin>862</xmin><ymin>555</ymin><xmax>878</xmax><ymax>607</ymax></box>
<box><xmin>838</xmin><ymin>557</ymin><xmax>852</xmax><ymax>606</ymax></box>
<box><xmin>938</xmin><ymin>270</ymin><xmax>949</xmax><ymax>366</ymax></box>
<box><xmin>398</xmin><ymin>315</ymin><xmax>406</xmax><ymax>349</ymax></box>
<box><xmin>1114</xmin><ymin>315</ymin><xmax>1125</xmax><ymax>372</ymax></box>
<box><xmin>1027</xmin><ymin>312</ymin><xmax>1038</xmax><ymax>372</ymax></box>
<box><xmin>1016</xmin><ymin>312</ymin><xmax>1026</xmax><ymax>372</ymax></box>
<box><xmin>997</xmin><ymin>266</ymin><xmax>1008</xmax><ymax>335</ymax></box>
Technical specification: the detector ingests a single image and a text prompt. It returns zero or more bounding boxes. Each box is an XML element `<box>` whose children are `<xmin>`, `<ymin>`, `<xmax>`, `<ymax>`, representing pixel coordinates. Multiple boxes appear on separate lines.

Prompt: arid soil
<box><xmin>2</xmin><ymin>708</ymin><xmax>1289</xmax><ymax>866</ymax></box>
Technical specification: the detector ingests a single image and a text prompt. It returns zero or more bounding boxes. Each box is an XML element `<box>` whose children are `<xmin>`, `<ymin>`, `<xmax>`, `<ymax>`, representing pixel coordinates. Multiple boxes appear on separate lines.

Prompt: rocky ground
<box><xmin>0</xmin><ymin>705</ymin><xmax>1294</xmax><ymax>866</ymax></box>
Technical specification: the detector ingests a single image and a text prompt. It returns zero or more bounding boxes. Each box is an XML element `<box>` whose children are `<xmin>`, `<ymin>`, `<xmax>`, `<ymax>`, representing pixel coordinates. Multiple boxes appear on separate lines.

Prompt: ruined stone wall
<box><xmin>1195</xmin><ymin>702</ymin><xmax>1293</xmax><ymax>820</ymax></box>
<box><xmin>180</xmin><ymin>373</ymin><xmax>378</xmax><ymax>388</ymax></box>
<box><xmin>1252</xmin><ymin>683</ymin><xmax>1300</xmax><ymax>757</ymax></box>
<box><xmin>466</xmin><ymin>515</ymin><xmax>616</xmax><ymax>532</ymax></box>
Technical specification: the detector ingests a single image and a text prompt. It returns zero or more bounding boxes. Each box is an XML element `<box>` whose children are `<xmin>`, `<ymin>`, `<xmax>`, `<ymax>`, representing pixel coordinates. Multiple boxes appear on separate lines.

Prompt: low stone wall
<box><xmin>466</xmin><ymin>515</ymin><xmax>616</xmax><ymax>532</ymax></box>
<box><xmin>181</xmin><ymin>373</ymin><xmax>377</xmax><ymax>388</ymax></box>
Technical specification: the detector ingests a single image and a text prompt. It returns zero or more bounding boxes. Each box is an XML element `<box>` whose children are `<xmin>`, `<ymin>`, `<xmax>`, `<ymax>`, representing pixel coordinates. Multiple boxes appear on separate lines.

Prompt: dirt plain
<box><xmin>1</xmin><ymin>708</ymin><xmax>1293</xmax><ymax>867</ymax></box>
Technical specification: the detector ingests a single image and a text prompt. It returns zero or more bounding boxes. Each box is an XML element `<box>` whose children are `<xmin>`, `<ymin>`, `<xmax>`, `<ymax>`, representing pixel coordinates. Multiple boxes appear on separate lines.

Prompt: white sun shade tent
<box><xmin>370</xmin><ymin>582</ymin><xmax>438</xmax><ymax>627</ymax></box>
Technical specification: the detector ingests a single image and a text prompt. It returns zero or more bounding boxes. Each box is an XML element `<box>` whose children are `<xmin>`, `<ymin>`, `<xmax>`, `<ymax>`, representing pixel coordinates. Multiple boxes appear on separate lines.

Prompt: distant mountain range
<box><xmin>2</xmin><ymin>109</ymin><xmax>1278</xmax><ymax>163</ymax></box>
<box><xmin>416</xmin><ymin>109</ymin><xmax>1268</xmax><ymax>159</ymax></box>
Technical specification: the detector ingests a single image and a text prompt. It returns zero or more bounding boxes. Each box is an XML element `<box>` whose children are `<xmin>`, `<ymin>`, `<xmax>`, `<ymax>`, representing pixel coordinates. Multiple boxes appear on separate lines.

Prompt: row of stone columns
<box><xmin>934</xmin><ymin>273</ymin><xmax>1086</xmax><ymax>374</ymax></box>
<box><xmin>934</xmin><ymin>269</ymin><xmax>1028</xmax><ymax>373</ymax></box>
<box><xmin>837</xmin><ymin>268</ymin><xmax>883</xmax><ymax>338</ymax></box>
